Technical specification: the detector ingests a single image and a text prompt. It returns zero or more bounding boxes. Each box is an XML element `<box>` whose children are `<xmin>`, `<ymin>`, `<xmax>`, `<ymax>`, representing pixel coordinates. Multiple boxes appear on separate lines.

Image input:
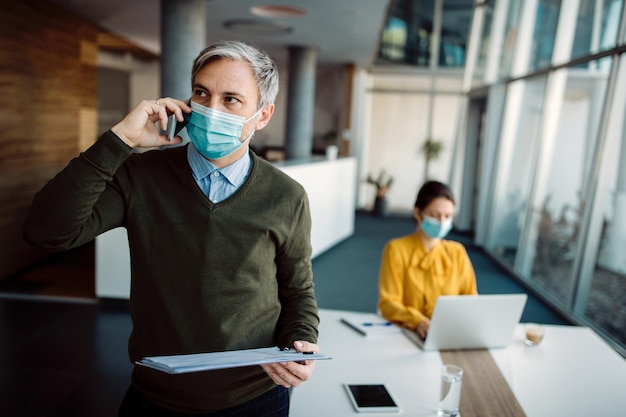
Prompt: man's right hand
<box><xmin>111</xmin><ymin>98</ymin><xmax>191</xmax><ymax>148</ymax></box>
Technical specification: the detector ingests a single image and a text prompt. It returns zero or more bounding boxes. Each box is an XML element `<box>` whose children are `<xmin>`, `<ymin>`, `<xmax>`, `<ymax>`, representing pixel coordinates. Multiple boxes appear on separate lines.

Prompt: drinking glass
<box><xmin>438</xmin><ymin>364</ymin><xmax>463</xmax><ymax>416</ymax></box>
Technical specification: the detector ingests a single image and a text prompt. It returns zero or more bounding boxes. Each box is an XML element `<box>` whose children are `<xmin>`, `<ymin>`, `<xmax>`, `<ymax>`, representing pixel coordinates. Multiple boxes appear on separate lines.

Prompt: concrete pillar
<box><xmin>285</xmin><ymin>46</ymin><xmax>317</xmax><ymax>160</ymax></box>
<box><xmin>160</xmin><ymin>0</ymin><xmax>206</xmax><ymax>99</ymax></box>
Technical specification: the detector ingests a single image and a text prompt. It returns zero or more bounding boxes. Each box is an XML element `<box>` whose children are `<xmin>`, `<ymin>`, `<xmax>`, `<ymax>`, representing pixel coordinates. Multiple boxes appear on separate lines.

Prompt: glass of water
<box><xmin>438</xmin><ymin>364</ymin><xmax>463</xmax><ymax>417</ymax></box>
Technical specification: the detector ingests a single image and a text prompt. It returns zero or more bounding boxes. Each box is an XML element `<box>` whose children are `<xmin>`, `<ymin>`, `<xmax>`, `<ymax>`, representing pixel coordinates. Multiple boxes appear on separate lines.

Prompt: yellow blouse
<box><xmin>378</xmin><ymin>233</ymin><xmax>477</xmax><ymax>329</ymax></box>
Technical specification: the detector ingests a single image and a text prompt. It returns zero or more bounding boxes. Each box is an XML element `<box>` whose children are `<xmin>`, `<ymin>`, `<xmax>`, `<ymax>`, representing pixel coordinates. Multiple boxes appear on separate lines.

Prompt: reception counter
<box><xmin>95</xmin><ymin>156</ymin><xmax>357</xmax><ymax>298</ymax></box>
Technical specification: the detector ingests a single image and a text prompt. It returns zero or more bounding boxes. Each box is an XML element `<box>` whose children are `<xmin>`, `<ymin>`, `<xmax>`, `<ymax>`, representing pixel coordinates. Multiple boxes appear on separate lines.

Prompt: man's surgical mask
<box><xmin>186</xmin><ymin>101</ymin><xmax>262</xmax><ymax>160</ymax></box>
<box><xmin>420</xmin><ymin>216</ymin><xmax>453</xmax><ymax>239</ymax></box>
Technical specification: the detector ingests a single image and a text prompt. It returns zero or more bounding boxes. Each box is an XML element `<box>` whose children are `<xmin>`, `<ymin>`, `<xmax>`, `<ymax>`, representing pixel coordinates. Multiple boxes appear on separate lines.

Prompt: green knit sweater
<box><xmin>23</xmin><ymin>131</ymin><xmax>319</xmax><ymax>413</ymax></box>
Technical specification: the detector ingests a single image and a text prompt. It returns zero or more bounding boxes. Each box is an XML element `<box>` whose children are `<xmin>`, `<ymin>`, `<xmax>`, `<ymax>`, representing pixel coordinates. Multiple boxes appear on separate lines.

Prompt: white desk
<box><xmin>290</xmin><ymin>309</ymin><xmax>626</xmax><ymax>417</ymax></box>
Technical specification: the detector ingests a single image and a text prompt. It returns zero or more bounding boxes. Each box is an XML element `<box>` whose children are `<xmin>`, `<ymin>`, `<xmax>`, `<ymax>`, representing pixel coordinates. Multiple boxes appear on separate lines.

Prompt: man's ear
<box><xmin>254</xmin><ymin>103</ymin><xmax>275</xmax><ymax>131</ymax></box>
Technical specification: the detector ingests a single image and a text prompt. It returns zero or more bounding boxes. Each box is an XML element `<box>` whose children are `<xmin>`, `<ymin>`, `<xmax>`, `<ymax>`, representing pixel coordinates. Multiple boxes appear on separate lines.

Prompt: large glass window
<box><xmin>486</xmin><ymin>76</ymin><xmax>548</xmax><ymax>267</ymax></box>
<box><xmin>529</xmin><ymin>0</ymin><xmax>561</xmax><ymax>72</ymax></box>
<box><xmin>571</xmin><ymin>0</ymin><xmax>623</xmax><ymax>61</ymax></box>
<box><xmin>498</xmin><ymin>0</ymin><xmax>523</xmax><ymax>79</ymax></box>
<box><xmin>439</xmin><ymin>0</ymin><xmax>473</xmax><ymax>67</ymax></box>
<box><xmin>472</xmin><ymin>0</ymin><xmax>494</xmax><ymax>83</ymax></box>
<box><xmin>379</xmin><ymin>16</ymin><xmax>408</xmax><ymax>62</ymax></box>
<box><xmin>525</xmin><ymin>61</ymin><xmax>611</xmax><ymax>304</ymax></box>
<box><xmin>377</xmin><ymin>0</ymin><xmax>473</xmax><ymax>68</ymax></box>
<box><xmin>463</xmin><ymin>0</ymin><xmax>626</xmax><ymax>355</ymax></box>
<box><xmin>379</xmin><ymin>0</ymin><xmax>435</xmax><ymax>67</ymax></box>
<box><xmin>585</xmin><ymin>55</ymin><xmax>626</xmax><ymax>347</ymax></box>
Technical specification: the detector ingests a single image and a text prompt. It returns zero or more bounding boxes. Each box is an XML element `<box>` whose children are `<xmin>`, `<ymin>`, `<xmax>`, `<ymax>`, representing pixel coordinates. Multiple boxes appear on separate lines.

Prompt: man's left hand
<box><xmin>260</xmin><ymin>340</ymin><xmax>319</xmax><ymax>388</ymax></box>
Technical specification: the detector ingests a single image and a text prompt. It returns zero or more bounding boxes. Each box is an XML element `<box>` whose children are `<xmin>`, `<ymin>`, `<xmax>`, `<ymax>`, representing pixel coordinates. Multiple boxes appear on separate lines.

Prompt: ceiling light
<box><xmin>223</xmin><ymin>19</ymin><xmax>292</xmax><ymax>35</ymax></box>
<box><xmin>250</xmin><ymin>5</ymin><xmax>306</xmax><ymax>18</ymax></box>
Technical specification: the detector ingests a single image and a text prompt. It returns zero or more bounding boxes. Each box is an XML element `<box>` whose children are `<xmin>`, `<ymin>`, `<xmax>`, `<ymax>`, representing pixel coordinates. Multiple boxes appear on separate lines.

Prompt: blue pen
<box><xmin>363</xmin><ymin>322</ymin><xmax>393</xmax><ymax>327</ymax></box>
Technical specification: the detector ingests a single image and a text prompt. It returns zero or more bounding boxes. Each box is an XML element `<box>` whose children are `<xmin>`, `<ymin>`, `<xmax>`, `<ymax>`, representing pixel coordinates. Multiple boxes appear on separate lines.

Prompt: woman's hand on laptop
<box><xmin>416</xmin><ymin>319</ymin><xmax>430</xmax><ymax>339</ymax></box>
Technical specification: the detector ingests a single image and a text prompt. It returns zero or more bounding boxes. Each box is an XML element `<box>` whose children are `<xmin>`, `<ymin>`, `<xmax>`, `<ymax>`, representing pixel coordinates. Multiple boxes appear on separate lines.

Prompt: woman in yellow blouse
<box><xmin>378</xmin><ymin>181</ymin><xmax>477</xmax><ymax>339</ymax></box>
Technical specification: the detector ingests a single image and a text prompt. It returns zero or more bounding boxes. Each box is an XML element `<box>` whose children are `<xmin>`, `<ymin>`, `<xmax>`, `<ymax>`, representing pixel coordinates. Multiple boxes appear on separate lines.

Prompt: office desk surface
<box><xmin>290</xmin><ymin>309</ymin><xmax>626</xmax><ymax>417</ymax></box>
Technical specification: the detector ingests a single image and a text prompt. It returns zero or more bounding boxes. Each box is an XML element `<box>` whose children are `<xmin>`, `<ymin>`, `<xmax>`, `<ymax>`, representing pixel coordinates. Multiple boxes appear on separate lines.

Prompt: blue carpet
<box><xmin>311</xmin><ymin>211</ymin><xmax>569</xmax><ymax>325</ymax></box>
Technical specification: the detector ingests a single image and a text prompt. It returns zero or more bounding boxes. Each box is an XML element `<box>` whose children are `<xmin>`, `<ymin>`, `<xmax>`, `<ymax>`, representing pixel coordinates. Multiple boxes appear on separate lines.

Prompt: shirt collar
<box><xmin>187</xmin><ymin>144</ymin><xmax>251</xmax><ymax>187</ymax></box>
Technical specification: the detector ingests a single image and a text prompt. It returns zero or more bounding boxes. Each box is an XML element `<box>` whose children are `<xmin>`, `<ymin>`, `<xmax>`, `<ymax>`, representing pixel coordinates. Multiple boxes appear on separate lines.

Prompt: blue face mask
<box><xmin>420</xmin><ymin>216</ymin><xmax>453</xmax><ymax>239</ymax></box>
<box><xmin>186</xmin><ymin>101</ymin><xmax>261</xmax><ymax>160</ymax></box>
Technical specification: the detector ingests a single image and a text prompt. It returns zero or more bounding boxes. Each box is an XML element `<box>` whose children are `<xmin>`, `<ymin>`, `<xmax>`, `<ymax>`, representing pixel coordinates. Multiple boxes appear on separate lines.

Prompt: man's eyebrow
<box><xmin>223</xmin><ymin>90</ymin><xmax>246</xmax><ymax>98</ymax></box>
<box><xmin>192</xmin><ymin>82</ymin><xmax>207</xmax><ymax>90</ymax></box>
<box><xmin>192</xmin><ymin>83</ymin><xmax>245</xmax><ymax>98</ymax></box>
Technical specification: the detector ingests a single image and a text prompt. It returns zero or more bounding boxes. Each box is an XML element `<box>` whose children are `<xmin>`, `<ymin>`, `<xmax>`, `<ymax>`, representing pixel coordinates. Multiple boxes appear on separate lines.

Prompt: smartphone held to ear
<box><xmin>162</xmin><ymin>112</ymin><xmax>190</xmax><ymax>141</ymax></box>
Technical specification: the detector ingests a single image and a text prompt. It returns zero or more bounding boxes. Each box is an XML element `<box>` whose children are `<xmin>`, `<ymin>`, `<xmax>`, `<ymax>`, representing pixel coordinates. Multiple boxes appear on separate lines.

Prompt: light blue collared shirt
<box><xmin>187</xmin><ymin>145</ymin><xmax>251</xmax><ymax>203</ymax></box>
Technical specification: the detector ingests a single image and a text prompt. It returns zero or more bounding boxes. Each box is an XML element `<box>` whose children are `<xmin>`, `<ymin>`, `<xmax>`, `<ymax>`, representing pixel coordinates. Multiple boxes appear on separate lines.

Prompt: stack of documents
<box><xmin>137</xmin><ymin>346</ymin><xmax>331</xmax><ymax>374</ymax></box>
<box><xmin>341</xmin><ymin>313</ymin><xmax>401</xmax><ymax>337</ymax></box>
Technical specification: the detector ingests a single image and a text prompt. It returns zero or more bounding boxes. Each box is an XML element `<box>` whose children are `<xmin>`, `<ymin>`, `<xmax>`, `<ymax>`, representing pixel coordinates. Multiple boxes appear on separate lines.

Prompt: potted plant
<box><xmin>421</xmin><ymin>138</ymin><xmax>444</xmax><ymax>179</ymax></box>
<box><xmin>366</xmin><ymin>170</ymin><xmax>394</xmax><ymax>217</ymax></box>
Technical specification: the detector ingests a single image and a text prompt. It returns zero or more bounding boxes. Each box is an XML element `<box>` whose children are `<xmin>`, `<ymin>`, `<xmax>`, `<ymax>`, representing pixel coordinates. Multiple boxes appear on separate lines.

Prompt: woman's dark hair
<box><xmin>414</xmin><ymin>181</ymin><xmax>455</xmax><ymax>210</ymax></box>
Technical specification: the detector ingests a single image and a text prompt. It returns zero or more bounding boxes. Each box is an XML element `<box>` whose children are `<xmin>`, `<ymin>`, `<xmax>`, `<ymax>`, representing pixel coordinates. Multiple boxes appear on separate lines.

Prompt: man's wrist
<box><xmin>110</xmin><ymin>125</ymin><xmax>135</xmax><ymax>148</ymax></box>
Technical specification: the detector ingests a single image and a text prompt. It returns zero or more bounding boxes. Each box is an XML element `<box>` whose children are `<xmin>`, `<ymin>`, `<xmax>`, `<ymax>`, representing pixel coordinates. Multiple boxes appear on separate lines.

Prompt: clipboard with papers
<box><xmin>136</xmin><ymin>346</ymin><xmax>331</xmax><ymax>374</ymax></box>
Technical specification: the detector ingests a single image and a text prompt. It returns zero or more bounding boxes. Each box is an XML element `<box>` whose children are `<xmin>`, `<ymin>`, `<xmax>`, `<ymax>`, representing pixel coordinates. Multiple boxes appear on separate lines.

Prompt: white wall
<box><xmin>360</xmin><ymin>70</ymin><xmax>465</xmax><ymax>213</ymax></box>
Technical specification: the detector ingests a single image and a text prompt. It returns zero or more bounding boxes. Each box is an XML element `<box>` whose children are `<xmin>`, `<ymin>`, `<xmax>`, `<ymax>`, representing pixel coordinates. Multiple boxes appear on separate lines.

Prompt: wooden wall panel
<box><xmin>0</xmin><ymin>0</ymin><xmax>99</xmax><ymax>279</ymax></box>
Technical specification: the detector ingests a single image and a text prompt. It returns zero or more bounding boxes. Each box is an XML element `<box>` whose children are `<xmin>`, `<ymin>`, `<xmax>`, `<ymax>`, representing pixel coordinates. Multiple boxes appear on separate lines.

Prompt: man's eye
<box><xmin>193</xmin><ymin>90</ymin><xmax>207</xmax><ymax>97</ymax></box>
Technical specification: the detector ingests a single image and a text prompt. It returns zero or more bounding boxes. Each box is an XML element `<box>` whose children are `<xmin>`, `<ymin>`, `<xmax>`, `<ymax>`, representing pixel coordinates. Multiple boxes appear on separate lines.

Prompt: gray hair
<box><xmin>191</xmin><ymin>40</ymin><xmax>279</xmax><ymax>108</ymax></box>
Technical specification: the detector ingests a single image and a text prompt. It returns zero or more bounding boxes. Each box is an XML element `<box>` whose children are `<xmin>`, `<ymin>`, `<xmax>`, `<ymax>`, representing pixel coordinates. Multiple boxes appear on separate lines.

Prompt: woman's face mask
<box><xmin>420</xmin><ymin>215</ymin><xmax>453</xmax><ymax>239</ymax></box>
<box><xmin>186</xmin><ymin>101</ymin><xmax>262</xmax><ymax>160</ymax></box>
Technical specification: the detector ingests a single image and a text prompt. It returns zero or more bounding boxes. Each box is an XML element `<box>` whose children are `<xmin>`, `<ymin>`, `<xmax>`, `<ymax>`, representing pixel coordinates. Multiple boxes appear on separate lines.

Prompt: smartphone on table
<box><xmin>344</xmin><ymin>383</ymin><xmax>400</xmax><ymax>413</ymax></box>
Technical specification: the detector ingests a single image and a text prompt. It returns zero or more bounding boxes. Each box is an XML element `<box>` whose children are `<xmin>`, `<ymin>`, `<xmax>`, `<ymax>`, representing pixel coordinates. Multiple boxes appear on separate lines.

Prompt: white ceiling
<box><xmin>48</xmin><ymin>0</ymin><xmax>392</xmax><ymax>67</ymax></box>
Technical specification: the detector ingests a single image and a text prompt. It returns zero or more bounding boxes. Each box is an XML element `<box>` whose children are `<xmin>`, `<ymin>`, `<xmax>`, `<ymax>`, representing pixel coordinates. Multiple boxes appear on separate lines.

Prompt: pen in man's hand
<box><xmin>362</xmin><ymin>322</ymin><xmax>393</xmax><ymax>326</ymax></box>
<box><xmin>282</xmin><ymin>348</ymin><xmax>315</xmax><ymax>354</ymax></box>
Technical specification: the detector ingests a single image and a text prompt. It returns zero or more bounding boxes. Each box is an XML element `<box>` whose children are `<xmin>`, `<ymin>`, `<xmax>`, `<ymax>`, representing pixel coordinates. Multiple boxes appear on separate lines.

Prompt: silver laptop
<box><xmin>403</xmin><ymin>294</ymin><xmax>527</xmax><ymax>351</ymax></box>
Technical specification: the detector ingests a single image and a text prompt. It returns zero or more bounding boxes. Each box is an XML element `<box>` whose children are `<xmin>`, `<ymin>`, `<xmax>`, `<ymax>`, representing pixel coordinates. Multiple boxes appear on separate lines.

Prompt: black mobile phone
<box><xmin>344</xmin><ymin>384</ymin><xmax>400</xmax><ymax>413</ymax></box>
<box><xmin>162</xmin><ymin>99</ymin><xmax>191</xmax><ymax>140</ymax></box>
<box><xmin>164</xmin><ymin>111</ymin><xmax>190</xmax><ymax>141</ymax></box>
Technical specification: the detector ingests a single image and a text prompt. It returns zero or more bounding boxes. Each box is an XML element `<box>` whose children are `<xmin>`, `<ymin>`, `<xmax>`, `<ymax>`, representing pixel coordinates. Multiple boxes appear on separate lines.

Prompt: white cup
<box><xmin>438</xmin><ymin>364</ymin><xmax>463</xmax><ymax>416</ymax></box>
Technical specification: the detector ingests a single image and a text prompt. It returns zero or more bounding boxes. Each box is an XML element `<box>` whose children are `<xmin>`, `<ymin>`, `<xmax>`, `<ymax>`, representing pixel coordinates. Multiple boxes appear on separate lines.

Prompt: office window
<box><xmin>472</xmin><ymin>0</ymin><xmax>494</xmax><ymax>83</ymax></box>
<box><xmin>380</xmin><ymin>16</ymin><xmax>409</xmax><ymax>62</ymax></box>
<box><xmin>498</xmin><ymin>0</ymin><xmax>524</xmax><ymax>79</ymax></box>
<box><xmin>486</xmin><ymin>76</ymin><xmax>548</xmax><ymax>267</ymax></box>
<box><xmin>439</xmin><ymin>0</ymin><xmax>473</xmax><ymax>67</ymax></box>
<box><xmin>378</xmin><ymin>0</ymin><xmax>434</xmax><ymax>66</ymax></box>
<box><xmin>377</xmin><ymin>0</ymin><xmax>473</xmax><ymax>68</ymax></box>
<box><xmin>571</xmin><ymin>0</ymin><xmax>623</xmax><ymax>61</ymax></box>
<box><xmin>529</xmin><ymin>0</ymin><xmax>561</xmax><ymax>72</ymax></box>
<box><xmin>462</xmin><ymin>0</ymin><xmax>626</xmax><ymax>355</ymax></box>
<box><xmin>527</xmin><ymin>61</ymin><xmax>611</xmax><ymax>305</ymax></box>
<box><xmin>584</xmin><ymin>55</ymin><xmax>626</xmax><ymax>347</ymax></box>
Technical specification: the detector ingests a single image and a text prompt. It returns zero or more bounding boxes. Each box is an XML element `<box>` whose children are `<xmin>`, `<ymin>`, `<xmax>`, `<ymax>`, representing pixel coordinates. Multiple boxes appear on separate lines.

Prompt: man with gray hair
<box><xmin>23</xmin><ymin>40</ymin><xmax>320</xmax><ymax>416</ymax></box>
